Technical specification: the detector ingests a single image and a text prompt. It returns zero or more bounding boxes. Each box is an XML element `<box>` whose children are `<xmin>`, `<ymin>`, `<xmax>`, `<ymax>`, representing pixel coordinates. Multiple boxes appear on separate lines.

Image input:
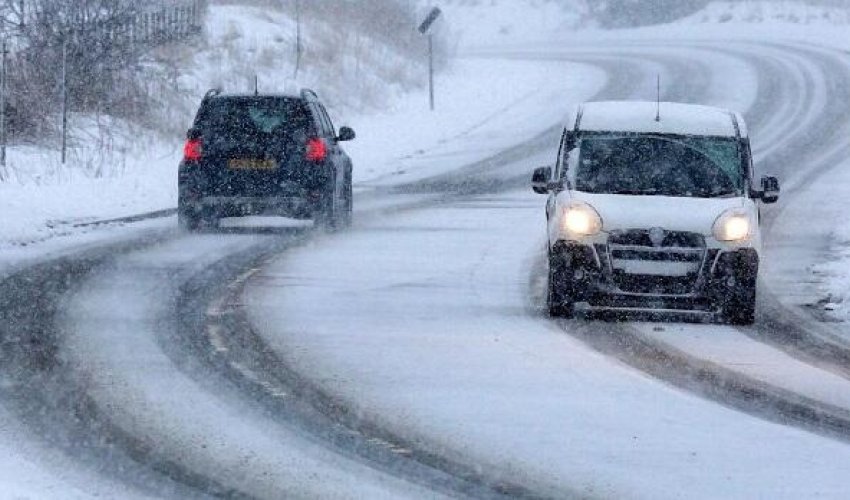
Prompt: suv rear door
<box><xmin>194</xmin><ymin>96</ymin><xmax>316</xmax><ymax>197</ymax></box>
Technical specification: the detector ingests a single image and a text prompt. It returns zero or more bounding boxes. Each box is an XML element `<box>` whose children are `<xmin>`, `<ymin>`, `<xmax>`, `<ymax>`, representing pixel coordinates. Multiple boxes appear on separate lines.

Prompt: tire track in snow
<box><xmin>163</xmin><ymin>45</ymin><xmax>711</xmax><ymax>499</ymax></box>
<box><xmin>0</xmin><ymin>230</ymin><xmax>233</xmax><ymax>499</ymax></box>
<box><xmin>6</xmin><ymin>36</ymin><xmax>846</xmax><ymax>498</ymax></box>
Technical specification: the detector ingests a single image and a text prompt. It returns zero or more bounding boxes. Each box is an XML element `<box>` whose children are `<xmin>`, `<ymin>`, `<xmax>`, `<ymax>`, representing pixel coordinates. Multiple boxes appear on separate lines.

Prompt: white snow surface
<box><xmin>773</xmin><ymin>154</ymin><xmax>850</xmax><ymax>322</ymax></box>
<box><xmin>437</xmin><ymin>0</ymin><xmax>587</xmax><ymax>48</ymax></box>
<box><xmin>350</xmin><ymin>58</ymin><xmax>604</xmax><ymax>187</ymax></box>
<box><xmin>0</xmin><ymin>405</ymin><xmax>157</xmax><ymax>500</ymax></box>
<box><xmin>245</xmin><ymin>191</ymin><xmax>850</xmax><ymax>499</ymax></box>
<box><xmin>6</xmin><ymin>1</ymin><xmax>850</xmax><ymax>496</ymax></box>
<box><xmin>683</xmin><ymin>1</ymin><xmax>850</xmax><ymax>25</ymax></box>
<box><xmin>0</xmin><ymin>3</ymin><xmax>589</xmax><ymax>249</ymax></box>
<box><xmin>61</xmin><ymin>235</ymin><xmax>443</xmax><ymax>500</ymax></box>
<box><xmin>634</xmin><ymin>322</ymin><xmax>850</xmax><ymax>411</ymax></box>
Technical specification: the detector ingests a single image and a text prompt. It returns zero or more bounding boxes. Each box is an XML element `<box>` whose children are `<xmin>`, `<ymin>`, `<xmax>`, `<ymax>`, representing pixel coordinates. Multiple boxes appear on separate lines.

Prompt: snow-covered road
<box><xmin>244</xmin><ymin>39</ymin><xmax>850</xmax><ymax>498</ymax></box>
<box><xmin>4</xmin><ymin>33</ymin><xmax>850</xmax><ymax>499</ymax></box>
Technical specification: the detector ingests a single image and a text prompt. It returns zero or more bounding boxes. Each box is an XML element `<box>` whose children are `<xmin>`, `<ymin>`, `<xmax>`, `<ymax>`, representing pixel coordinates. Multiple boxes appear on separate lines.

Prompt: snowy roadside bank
<box><xmin>0</xmin><ymin>56</ymin><xmax>592</xmax><ymax>251</ymax></box>
<box><xmin>771</xmin><ymin>154</ymin><xmax>850</xmax><ymax>323</ymax></box>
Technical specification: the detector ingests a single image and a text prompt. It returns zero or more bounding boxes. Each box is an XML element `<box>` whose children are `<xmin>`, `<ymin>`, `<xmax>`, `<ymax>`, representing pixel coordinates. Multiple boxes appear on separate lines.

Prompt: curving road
<box><xmin>4</xmin><ymin>35</ymin><xmax>850</xmax><ymax>498</ymax></box>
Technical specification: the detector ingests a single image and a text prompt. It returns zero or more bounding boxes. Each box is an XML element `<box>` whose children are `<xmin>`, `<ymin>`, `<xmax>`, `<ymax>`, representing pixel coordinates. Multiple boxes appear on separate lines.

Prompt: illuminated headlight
<box><xmin>713</xmin><ymin>209</ymin><xmax>752</xmax><ymax>242</ymax></box>
<box><xmin>561</xmin><ymin>202</ymin><xmax>603</xmax><ymax>237</ymax></box>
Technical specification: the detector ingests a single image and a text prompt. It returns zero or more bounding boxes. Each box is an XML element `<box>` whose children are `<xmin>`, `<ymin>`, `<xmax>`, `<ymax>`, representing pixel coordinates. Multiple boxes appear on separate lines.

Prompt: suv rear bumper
<box><xmin>551</xmin><ymin>240</ymin><xmax>758</xmax><ymax>316</ymax></box>
<box><xmin>180</xmin><ymin>195</ymin><xmax>319</xmax><ymax>219</ymax></box>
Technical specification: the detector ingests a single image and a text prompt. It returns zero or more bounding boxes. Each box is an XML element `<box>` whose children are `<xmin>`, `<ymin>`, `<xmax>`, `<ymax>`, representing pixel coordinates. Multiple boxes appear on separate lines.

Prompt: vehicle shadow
<box><xmin>576</xmin><ymin>309</ymin><xmax>720</xmax><ymax>325</ymax></box>
<box><xmin>183</xmin><ymin>225</ymin><xmax>315</xmax><ymax>237</ymax></box>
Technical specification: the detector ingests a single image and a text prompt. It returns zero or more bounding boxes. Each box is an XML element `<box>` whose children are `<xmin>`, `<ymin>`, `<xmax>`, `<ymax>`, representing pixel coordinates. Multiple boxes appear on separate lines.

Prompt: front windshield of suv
<box><xmin>572</xmin><ymin>134</ymin><xmax>744</xmax><ymax>198</ymax></box>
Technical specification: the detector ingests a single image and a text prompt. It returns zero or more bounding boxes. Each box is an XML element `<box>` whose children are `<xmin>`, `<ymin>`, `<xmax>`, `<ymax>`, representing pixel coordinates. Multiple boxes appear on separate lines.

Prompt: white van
<box><xmin>533</xmin><ymin>101</ymin><xmax>780</xmax><ymax>324</ymax></box>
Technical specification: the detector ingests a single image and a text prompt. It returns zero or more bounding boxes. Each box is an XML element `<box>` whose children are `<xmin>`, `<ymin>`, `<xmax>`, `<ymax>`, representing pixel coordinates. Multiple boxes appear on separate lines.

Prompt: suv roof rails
<box><xmin>203</xmin><ymin>88</ymin><xmax>222</xmax><ymax>102</ymax></box>
<box><xmin>201</xmin><ymin>87</ymin><xmax>319</xmax><ymax>102</ymax></box>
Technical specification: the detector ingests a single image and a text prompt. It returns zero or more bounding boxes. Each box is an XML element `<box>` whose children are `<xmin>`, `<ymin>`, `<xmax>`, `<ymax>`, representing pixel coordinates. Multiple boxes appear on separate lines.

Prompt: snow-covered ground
<box><xmin>0</xmin><ymin>405</ymin><xmax>157</xmax><ymax>500</ymax></box>
<box><xmin>682</xmin><ymin>1</ymin><xmax>850</xmax><ymax>25</ymax></box>
<box><xmin>61</xmin><ymin>234</ymin><xmax>440</xmax><ymax>499</ymax></box>
<box><xmin>245</xmin><ymin>189</ymin><xmax>850</xmax><ymax>499</ymax></box>
<box><xmin>438</xmin><ymin>0</ymin><xmax>588</xmax><ymax>47</ymax></box>
<box><xmin>7</xmin><ymin>0</ymin><xmax>850</xmax><ymax>497</ymax></box>
<box><xmin>772</xmin><ymin>152</ymin><xmax>850</xmax><ymax>322</ymax></box>
<box><xmin>0</xmin><ymin>2</ymin><xmax>590</xmax><ymax>250</ymax></box>
<box><xmin>233</xmin><ymin>10</ymin><xmax>850</xmax><ymax>499</ymax></box>
<box><xmin>349</xmin><ymin>58</ymin><xmax>604</xmax><ymax>187</ymax></box>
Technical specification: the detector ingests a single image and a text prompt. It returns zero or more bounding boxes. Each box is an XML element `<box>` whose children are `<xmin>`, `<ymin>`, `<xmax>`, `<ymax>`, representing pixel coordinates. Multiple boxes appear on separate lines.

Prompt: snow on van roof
<box><xmin>577</xmin><ymin>101</ymin><xmax>743</xmax><ymax>138</ymax></box>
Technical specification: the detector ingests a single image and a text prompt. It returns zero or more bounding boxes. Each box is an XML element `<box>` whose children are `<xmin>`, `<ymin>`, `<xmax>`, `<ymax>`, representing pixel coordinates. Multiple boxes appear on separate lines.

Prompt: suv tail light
<box><xmin>184</xmin><ymin>138</ymin><xmax>203</xmax><ymax>162</ymax></box>
<box><xmin>305</xmin><ymin>137</ymin><xmax>327</xmax><ymax>162</ymax></box>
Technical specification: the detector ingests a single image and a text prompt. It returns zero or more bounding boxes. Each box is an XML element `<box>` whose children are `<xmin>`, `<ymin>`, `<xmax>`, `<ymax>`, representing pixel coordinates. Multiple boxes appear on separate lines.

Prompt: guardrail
<box><xmin>133</xmin><ymin>0</ymin><xmax>208</xmax><ymax>45</ymax></box>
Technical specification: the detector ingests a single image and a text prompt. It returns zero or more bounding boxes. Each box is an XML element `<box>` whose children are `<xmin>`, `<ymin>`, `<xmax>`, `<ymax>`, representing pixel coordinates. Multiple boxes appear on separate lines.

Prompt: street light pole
<box><xmin>293</xmin><ymin>0</ymin><xmax>301</xmax><ymax>79</ymax></box>
<box><xmin>0</xmin><ymin>39</ymin><xmax>8</xmax><ymax>169</ymax></box>
<box><xmin>418</xmin><ymin>7</ymin><xmax>442</xmax><ymax>112</ymax></box>
<box><xmin>428</xmin><ymin>33</ymin><xmax>434</xmax><ymax>111</ymax></box>
<box><xmin>61</xmin><ymin>37</ymin><xmax>67</xmax><ymax>164</ymax></box>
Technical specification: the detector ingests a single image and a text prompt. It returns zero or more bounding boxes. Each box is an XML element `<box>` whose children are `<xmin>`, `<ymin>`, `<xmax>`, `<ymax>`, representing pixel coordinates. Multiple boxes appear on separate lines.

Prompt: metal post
<box><xmin>61</xmin><ymin>38</ymin><xmax>67</xmax><ymax>164</ymax></box>
<box><xmin>293</xmin><ymin>0</ymin><xmax>301</xmax><ymax>79</ymax></box>
<box><xmin>0</xmin><ymin>39</ymin><xmax>8</xmax><ymax>169</ymax></box>
<box><xmin>428</xmin><ymin>34</ymin><xmax>435</xmax><ymax>111</ymax></box>
<box><xmin>418</xmin><ymin>7</ymin><xmax>442</xmax><ymax>112</ymax></box>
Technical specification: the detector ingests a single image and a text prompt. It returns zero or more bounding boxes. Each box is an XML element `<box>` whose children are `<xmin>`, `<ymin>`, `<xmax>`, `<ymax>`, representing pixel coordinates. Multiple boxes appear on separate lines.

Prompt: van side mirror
<box><xmin>337</xmin><ymin>126</ymin><xmax>356</xmax><ymax>142</ymax></box>
<box><xmin>760</xmin><ymin>175</ymin><xmax>780</xmax><ymax>204</ymax></box>
<box><xmin>532</xmin><ymin>166</ymin><xmax>553</xmax><ymax>194</ymax></box>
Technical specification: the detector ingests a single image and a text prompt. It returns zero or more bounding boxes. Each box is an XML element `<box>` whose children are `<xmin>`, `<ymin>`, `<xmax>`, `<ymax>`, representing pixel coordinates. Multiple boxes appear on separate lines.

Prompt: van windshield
<box><xmin>572</xmin><ymin>134</ymin><xmax>745</xmax><ymax>198</ymax></box>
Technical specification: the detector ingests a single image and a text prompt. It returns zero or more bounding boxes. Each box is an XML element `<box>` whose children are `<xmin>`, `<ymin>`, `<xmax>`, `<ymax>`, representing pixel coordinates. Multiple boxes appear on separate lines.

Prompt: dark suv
<box><xmin>178</xmin><ymin>88</ymin><xmax>355</xmax><ymax>231</ymax></box>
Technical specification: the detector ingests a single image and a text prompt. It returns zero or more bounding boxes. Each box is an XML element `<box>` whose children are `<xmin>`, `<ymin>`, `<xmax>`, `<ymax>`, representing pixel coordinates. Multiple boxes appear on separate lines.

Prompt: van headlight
<box><xmin>713</xmin><ymin>209</ymin><xmax>752</xmax><ymax>242</ymax></box>
<box><xmin>561</xmin><ymin>202</ymin><xmax>603</xmax><ymax>237</ymax></box>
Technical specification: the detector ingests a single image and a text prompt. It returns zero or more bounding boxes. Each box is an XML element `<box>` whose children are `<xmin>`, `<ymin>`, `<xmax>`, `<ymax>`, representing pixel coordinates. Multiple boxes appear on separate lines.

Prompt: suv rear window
<box><xmin>195</xmin><ymin>97</ymin><xmax>313</xmax><ymax>152</ymax></box>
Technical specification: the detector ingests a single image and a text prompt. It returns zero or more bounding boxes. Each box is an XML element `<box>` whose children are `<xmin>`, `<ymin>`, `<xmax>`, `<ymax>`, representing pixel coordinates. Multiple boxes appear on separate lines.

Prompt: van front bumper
<box><xmin>550</xmin><ymin>239</ymin><xmax>759</xmax><ymax>316</ymax></box>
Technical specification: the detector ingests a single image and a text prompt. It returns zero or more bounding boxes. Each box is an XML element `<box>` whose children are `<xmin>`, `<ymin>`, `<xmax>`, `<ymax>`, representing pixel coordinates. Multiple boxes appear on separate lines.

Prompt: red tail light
<box><xmin>305</xmin><ymin>138</ymin><xmax>327</xmax><ymax>162</ymax></box>
<box><xmin>184</xmin><ymin>138</ymin><xmax>203</xmax><ymax>162</ymax></box>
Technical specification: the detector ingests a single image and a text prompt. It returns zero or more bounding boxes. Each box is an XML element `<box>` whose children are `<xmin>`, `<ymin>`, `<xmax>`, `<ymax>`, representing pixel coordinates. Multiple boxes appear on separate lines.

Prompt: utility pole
<box><xmin>293</xmin><ymin>0</ymin><xmax>301</xmax><ymax>80</ymax></box>
<box><xmin>428</xmin><ymin>34</ymin><xmax>434</xmax><ymax>111</ymax></box>
<box><xmin>0</xmin><ymin>39</ymin><xmax>8</xmax><ymax>169</ymax></box>
<box><xmin>61</xmin><ymin>37</ymin><xmax>68</xmax><ymax>164</ymax></box>
<box><xmin>418</xmin><ymin>7</ymin><xmax>442</xmax><ymax>112</ymax></box>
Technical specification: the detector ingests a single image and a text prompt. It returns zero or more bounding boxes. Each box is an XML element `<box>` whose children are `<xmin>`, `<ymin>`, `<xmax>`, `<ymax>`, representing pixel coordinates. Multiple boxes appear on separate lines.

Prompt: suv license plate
<box><xmin>228</xmin><ymin>159</ymin><xmax>277</xmax><ymax>171</ymax></box>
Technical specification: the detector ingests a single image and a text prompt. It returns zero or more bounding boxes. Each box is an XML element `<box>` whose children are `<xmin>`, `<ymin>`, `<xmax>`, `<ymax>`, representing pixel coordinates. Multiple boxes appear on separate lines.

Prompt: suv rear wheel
<box><xmin>178</xmin><ymin>205</ymin><xmax>201</xmax><ymax>232</ymax></box>
<box><xmin>340</xmin><ymin>174</ymin><xmax>353</xmax><ymax>228</ymax></box>
<box><xmin>314</xmin><ymin>189</ymin><xmax>337</xmax><ymax>231</ymax></box>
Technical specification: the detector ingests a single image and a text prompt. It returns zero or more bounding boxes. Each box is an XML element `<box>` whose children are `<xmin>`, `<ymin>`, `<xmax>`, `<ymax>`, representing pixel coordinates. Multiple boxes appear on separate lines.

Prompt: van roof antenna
<box><xmin>655</xmin><ymin>74</ymin><xmax>661</xmax><ymax>122</ymax></box>
<box><xmin>254</xmin><ymin>75</ymin><xmax>259</xmax><ymax>96</ymax></box>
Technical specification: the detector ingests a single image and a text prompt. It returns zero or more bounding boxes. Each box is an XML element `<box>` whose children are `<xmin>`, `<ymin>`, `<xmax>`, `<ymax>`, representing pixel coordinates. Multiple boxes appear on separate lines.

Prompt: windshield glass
<box><xmin>572</xmin><ymin>134</ymin><xmax>744</xmax><ymax>198</ymax></box>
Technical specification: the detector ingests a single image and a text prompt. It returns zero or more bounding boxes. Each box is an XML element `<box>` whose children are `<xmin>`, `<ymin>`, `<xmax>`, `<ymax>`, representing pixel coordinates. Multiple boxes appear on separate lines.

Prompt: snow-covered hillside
<box><xmin>438</xmin><ymin>0</ymin><xmax>588</xmax><ymax>46</ymax></box>
<box><xmin>4</xmin><ymin>0</ymin><xmax>849</xmax><ymax>249</ymax></box>
<box><xmin>179</xmin><ymin>3</ymin><xmax>424</xmax><ymax>115</ymax></box>
<box><xmin>0</xmin><ymin>1</ymin><xmax>585</xmax><ymax>248</ymax></box>
<box><xmin>682</xmin><ymin>1</ymin><xmax>850</xmax><ymax>25</ymax></box>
